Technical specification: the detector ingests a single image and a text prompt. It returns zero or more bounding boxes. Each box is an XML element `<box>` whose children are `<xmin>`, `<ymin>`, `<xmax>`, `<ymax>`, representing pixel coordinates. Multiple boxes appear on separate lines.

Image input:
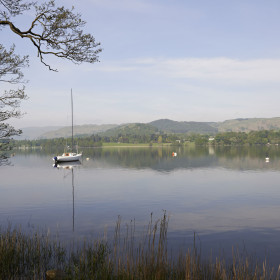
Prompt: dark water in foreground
<box><xmin>1</xmin><ymin>145</ymin><xmax>280</xmax><ymax>265</ymax></box>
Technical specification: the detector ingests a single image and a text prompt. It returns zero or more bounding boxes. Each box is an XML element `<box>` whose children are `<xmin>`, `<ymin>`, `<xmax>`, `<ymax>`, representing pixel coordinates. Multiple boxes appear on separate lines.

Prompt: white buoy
<box><xmin>265</xmin><ymin>157</ymin><xmax>269</xmax><ymax>163</ymax></box>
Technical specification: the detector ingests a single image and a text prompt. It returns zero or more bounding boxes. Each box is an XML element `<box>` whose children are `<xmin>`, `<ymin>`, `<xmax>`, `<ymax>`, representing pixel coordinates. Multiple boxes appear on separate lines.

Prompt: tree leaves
<box><xmin>0</xmin><ymin>44</ymin><xmax>29</xmax><ymax>84</ymax></box>
<box><xmin>0</xmin><ymin>0</ymin><xmax>33</xmax><ymax>19</ymax></box>
<box><xmin>0</xmin><ymin>0</ymin><xmax>102</xmax><ymax>70</ymax></box>
<box><xmin>0</xmin><ymin>44</ymin><xmax>28</xmax><ymax>141</ymax></box>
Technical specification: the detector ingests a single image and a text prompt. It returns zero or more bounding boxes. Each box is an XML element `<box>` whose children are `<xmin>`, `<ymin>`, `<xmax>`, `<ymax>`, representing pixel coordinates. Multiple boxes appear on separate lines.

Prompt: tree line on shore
<box><xmin>12</xmin><ymin>129</ymin><xmax>280</xmax><ymax>149</ymax></box>
<box><xmin>194</xmin><ymin>130</ymin><xmax>280</xmax><ymax>146</ymax></box>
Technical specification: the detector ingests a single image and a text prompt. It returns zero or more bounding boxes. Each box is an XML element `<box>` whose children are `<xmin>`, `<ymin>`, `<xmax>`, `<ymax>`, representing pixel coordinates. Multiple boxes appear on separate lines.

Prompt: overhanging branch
<box><xmin>0</xmin><ymin>0</ymin><xmax>102</xmax><ymax>71</ymax></box>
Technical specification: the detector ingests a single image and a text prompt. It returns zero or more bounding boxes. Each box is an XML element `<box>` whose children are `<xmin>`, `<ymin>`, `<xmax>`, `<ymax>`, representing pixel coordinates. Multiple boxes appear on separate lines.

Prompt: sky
<box><xmin>2</xmin><ymin>0</ymin><xmax>280</xmax><ymax>128</ymax></box>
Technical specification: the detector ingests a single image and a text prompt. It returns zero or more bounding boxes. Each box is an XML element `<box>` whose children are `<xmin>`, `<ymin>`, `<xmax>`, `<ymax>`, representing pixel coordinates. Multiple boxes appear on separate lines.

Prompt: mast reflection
<box><xmin>53</xmin><ymin>161</ymin><xmax>81</xmax><ymax>232</ymax></box>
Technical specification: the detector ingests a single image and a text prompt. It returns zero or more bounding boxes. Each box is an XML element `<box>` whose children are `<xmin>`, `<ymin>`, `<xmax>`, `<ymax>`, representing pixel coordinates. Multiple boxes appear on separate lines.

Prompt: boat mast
<box><xmin>71</xmin><ymin>89</ymin><xmax>74</xmax><ymax>152</ymax></box>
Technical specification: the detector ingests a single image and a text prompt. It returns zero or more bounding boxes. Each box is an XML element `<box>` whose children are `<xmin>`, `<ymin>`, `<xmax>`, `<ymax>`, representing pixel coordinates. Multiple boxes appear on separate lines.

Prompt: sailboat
<box><xmin>53</xmin><ymin>90</ymin><xmax>82</xmax><ymax>163</ymax></box>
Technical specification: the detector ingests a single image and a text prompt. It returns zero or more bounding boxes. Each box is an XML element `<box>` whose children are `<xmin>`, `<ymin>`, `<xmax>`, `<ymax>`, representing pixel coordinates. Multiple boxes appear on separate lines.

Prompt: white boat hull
<box><xmin>53</xmin><ymin>153</ymin><xmax>82</xmax><ymax>162</ymax></box>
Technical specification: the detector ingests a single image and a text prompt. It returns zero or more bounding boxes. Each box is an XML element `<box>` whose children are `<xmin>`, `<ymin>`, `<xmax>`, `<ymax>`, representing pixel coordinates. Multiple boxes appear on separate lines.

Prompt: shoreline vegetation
<box><xmin>15</xmin><ymin>143</ymin><xmax>174</xmax><ymax>150</ymax></box>
<box><xmin>1</xmin><ymin>214</ymin><xmax>280</xmax><ymax>279</ymax></box>
<box><xmin>11</xmin><ymin>129</ymin><xmax>280</xmax><ymax>150</ymax></box>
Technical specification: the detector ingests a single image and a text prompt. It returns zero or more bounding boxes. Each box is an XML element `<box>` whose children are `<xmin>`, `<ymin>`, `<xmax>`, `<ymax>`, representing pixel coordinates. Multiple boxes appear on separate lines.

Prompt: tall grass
<box><xmin>0</xmin><ymin>214</ymin><xmax>280</xmax><ymax>279</ymax></box>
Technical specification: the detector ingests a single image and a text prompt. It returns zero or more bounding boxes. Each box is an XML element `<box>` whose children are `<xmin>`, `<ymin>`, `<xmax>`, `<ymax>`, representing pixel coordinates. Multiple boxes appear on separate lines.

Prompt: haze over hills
<box><xmin>13</xmin><ymin>126</ymin><xmax>63</xmax><ymax>140</ymax></box>
<box><xmin>38</xmin><ymin>124</ymin><xmax>118</xmax><ymax>139</ymax></box>
<box><xmin>16</xmin><ymin>117</ymin><xmax>280</xmax><ymax>140</ymax></box>
<box><xmin>216</xmin><ymin>118</ymin><xmax>280</xmax><ymax>132</ymax></box>
<box><xmin>17</xmin><ymin>124</ymin><xmax>118</xmax><ymax>140</ymax></box>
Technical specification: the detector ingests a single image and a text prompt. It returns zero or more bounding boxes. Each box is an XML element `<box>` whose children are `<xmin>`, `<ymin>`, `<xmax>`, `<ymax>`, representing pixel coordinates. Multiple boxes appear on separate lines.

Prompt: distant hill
<box><xmin>217</xmin><ymin>117</ymin><xmax>280</xmax><ymax>132</ymax></box>
<box><xmin>14</xmin><ymin>126</ymin><xmax>63</xmax><ymax>140</ymax></box>
<box><xmin>38</xmin><ymin>124</ymin><xmax>118</xmax><ymax>139</ymax></box>
<box><xmin>149</xmin><ymin>119</ymin><xmax>218</xmax><ymax>134</ymax></box>
<box><xmin>16</xmin><ymin>117</ymin><xmax>280</xmax><ymax>140</ymax></box>
<box><xmin>100</xmin><ymin>123</ymin><xmax>159</xmax><ymax>137</ymax></box>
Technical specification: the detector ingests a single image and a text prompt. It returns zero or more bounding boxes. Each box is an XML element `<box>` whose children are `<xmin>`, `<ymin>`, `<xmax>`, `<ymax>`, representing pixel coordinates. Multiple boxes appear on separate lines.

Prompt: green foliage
<box><xmin>14</xmin><ymin>128</ymin><xmax>280</xmax><ymax>149</ymax></box>
<box><xmin>1</xmin><ymin>216</ymin><xmax>279</xmax><ymax>279</ymax></box>
<box><xmin>194</xmin><ymin>135</ymin><xmax>209</xmax><ymax>146</ymax></box>
<box><xmin>100</xmin><ymin>123</ymin><xmax>160</xmax><ymax>138</ymax></box>
<box><xmin>213</xmin><ymin>130</ymin><xmax>280</xmax><ymax>146</ymax></box>
<box><xmin>150</xmin><ymin>119</ymin><xmax>218</xmax><ymax>134</ymax></box>
<box><xmin>214</xmin><ymin>132</ymin><xmax>248</xmax><ymax>145</ymax></box>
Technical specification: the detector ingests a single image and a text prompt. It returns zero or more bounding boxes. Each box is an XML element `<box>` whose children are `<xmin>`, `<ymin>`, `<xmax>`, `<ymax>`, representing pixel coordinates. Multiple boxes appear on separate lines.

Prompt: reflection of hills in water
<box><xmin>14</xmin><ymin>145</ymin><xmax>280</xmax><ymax>172</ymax></box>
<box><xmin>87</xmin><ymin>147</ymin><xmax>218</xmax><ymax>172</ymax></box>
<box><xmin>81</xmin><ymin>146</ymin><xmax>280</xmax><ymax>172</ymax></box>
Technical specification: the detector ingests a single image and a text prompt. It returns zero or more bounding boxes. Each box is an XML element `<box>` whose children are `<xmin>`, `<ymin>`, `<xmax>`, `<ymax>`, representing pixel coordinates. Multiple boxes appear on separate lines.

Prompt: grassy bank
<box><xmin>1</xmin><ymin>215</ymin><xmax>279</xmax><ymax>279</ymax></box>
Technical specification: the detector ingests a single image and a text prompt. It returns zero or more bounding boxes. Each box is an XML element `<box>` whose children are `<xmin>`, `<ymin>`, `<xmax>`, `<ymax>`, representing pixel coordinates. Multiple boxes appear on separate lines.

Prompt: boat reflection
<box><xmin>53</xmin><ymin>162</ymin><xmax>82</xmax><ymax>232</ymax></box>
<box><xmin>53</xmin><ymin>161</ymin><xmax>81</xmax><ymax>169</ymax></box>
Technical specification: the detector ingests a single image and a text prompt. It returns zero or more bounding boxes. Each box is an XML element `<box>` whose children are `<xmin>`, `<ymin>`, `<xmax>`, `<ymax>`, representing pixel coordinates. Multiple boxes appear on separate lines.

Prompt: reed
<box><xmin>0</xmin><ymin>215</ymin><xmax>279</xmax><ymax>279</ymax></box>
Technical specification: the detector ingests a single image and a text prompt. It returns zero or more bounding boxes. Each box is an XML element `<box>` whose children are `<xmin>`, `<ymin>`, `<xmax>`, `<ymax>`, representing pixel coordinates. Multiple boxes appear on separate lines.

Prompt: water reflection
<box><xmin>0</xmin><ymin>151</ymin><xmax>13</xmax><ymax>166</ymax></box>
<box><xmin>53</xmin><ymin>162</ymin><xmax>82</xmax><ymax>232</ymax></box>
<box><xmin>13</xmin><ymin>145</ymin><xmax>280</xmax><ymax>172</ymax></box>
<box><xmin>2</xmin><ymin>146</ymin><xmax>280</xmax><ymax>266</ymax></box>
<box><xmin>76</xmin><ymin>145</ymin><xmax>280</xmax><ymax>172</ymax></box>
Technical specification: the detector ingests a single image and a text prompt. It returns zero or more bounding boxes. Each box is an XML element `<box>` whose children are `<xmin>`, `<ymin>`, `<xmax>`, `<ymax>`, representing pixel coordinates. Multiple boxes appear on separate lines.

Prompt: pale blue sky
<box><xmin>3</xmin><ymin>0</ymin><xmax>280</xmax><ymax>127</ymax></box>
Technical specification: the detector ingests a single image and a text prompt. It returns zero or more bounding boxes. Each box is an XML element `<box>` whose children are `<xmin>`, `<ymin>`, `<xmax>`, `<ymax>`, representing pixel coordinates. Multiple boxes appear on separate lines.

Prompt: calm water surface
<box><xmin>1</xmin><ymin>146</ymin><xmax>280</xmax><ymax>265</ymax></box>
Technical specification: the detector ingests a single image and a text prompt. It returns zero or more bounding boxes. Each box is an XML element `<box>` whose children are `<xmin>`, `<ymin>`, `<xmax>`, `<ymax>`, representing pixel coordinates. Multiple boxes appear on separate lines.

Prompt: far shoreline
<box><xmin>99</xmin><ymin>143</ymin><xmax>173</xmax><ymax>148</ymax></box>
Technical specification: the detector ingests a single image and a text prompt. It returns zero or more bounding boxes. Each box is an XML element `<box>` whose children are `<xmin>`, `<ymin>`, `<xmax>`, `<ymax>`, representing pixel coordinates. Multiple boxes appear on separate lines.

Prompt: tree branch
<box><xmin>0</xmin><ymin>0</ymin><xmax>102</xmax><ymax>71</ymax></box>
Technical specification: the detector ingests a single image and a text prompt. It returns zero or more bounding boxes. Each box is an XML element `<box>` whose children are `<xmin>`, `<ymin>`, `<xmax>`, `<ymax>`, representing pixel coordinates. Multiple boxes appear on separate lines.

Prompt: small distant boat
<box><xmin>53</xmin><ymin>90</ymin><xmax>82</xmax><ymax>163</ymax></box>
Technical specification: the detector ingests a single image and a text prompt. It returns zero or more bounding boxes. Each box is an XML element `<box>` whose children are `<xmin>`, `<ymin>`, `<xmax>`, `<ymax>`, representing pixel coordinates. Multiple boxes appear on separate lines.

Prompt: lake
<box><xmin>1</xmin><ymin>145</ymin><xmax>280</xmax><ymax>266</ymax></box>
